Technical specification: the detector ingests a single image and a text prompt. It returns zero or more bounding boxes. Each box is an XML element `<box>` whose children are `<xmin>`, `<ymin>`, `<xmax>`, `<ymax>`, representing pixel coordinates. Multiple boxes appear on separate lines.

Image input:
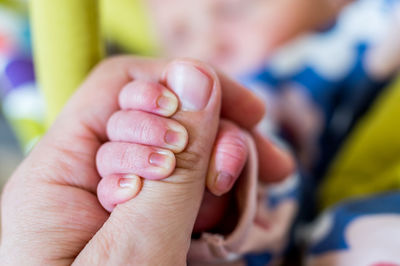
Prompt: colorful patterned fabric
<box><xmin>306</xmin><ymin>193</ymin><xmax>400</xmax><ymax>265</ymax></box>
<box><xmin>241</xmin><ymin>0</ymin><xmax>399</xmax><ymax>174</ymax></box>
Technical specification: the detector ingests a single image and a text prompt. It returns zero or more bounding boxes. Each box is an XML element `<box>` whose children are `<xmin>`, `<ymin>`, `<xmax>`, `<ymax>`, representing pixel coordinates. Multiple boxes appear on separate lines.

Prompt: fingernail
<box><xmin>166</xmin><ymin>63</ymin><xmax>212</xmax><ymax>111</ymax></box>
<box><xmin>215</xmin><ymin>172</ymin><xmax>235</xmax><ymax>193</ymax></box>
<box><xmin>157</xmin><ymin>89</ymin><xmax>178</xmax><ymax>116</ymax></box>
<box><xmin>119</xmin><ymin>175</ymin><xmax>142</xmax><ymax>189</ymax></box>
<box><xmin>118</xmin><ymin>175</ymin><xmax>142</xmax><ymax>200</ymax></box>
<box><xmin>164</xmin><ymin>125</ymin><xmax>188</xmax><ymax>151</ymax></box>
<box><xmin>149</xmin><ymin>150</ymin><xmax>173</xmax><ymax>168</ymax></box>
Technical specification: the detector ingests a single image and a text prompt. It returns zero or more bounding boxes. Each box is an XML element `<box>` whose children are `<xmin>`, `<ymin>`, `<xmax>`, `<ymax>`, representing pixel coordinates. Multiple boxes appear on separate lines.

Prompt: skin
<box><xmin>0</xmin><ymin>57</ymin><xmax>294</xmax><ymax>265</ymax></box>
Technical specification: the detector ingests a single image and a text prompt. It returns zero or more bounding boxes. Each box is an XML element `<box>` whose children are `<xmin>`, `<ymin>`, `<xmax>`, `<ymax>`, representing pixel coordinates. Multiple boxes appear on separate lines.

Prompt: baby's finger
<box><xmin>97</xmin><ymin>175</ymin><xmax>142</xmax><ymax>212</ymax></box>
<box><xmin>107</xmin><ymin>110</ymin><xmax>188</xmax><ymax>153</ymax></box>
<box><xmin>119</xmin><ymin>80</ymin><xmax>179</xmax><ymax>117</ymax></box>
<box><xmin>206</xmin><ymin>120</ymin><xmax>248</xmax><ymax>196</ymax></box>
<box><xmin>96</xmin><ymin>142</ymin><xmax>175</xmax><ymax>180</ymax></box>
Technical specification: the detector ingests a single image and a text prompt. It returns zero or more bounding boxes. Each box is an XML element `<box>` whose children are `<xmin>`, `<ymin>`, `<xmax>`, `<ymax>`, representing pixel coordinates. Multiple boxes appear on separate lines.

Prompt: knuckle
<box><xmin>217</xmin><ymin>149</ymin><xmax>246</xmax><ymax>166</ymax></box>
<box><xmin>131</xmin><ymin>79</ymin><xmax>156</xmax><ymax>90</ymax></box>
<box><xmin>135</xmin><ymin>115</ymin><xmax>156</xmax><ymax>142</ymax></box>
<box><xmin>118</xmin><ymin>147</ymin><xmax>132</xmax><ymax>169</ymax></box>
<box><xmin>106</xmin><ymin>112</ymin><xmax>123</xmax><ymax>138</ymax></box>
<box><xmin>175</xmin><ymin>150</ymin><xmax>203</xmax><ymax>172</ymax></box>
<box><xmin>96</xmin><ymin>143</ymin><xmax>113</xmax><ymax>172</ymax></box>
<box><xmin>217</xmin><ymin>135</ymin><xmax>248</xmax><ymax>162</ymax></box>
<box><xmin>126</xmin><ymin>79</ymin><xmax>146</xmax><ymax>94</ymax></box>
<box><xmin>117</xmin><ymin>145</ymin><xmax>143</xmax><ymax>171</ymax></box>
<box><xmin>95</xmin><ymin>56</ymin><xmax>127</xmax><ymax>73</ymax></box>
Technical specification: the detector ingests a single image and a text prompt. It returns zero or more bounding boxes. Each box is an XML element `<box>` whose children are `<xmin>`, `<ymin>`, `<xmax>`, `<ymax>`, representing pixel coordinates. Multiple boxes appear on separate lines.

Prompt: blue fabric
<box><xmin>267</xmin><ymin>174</ymin><xmax>301</xmax><ymax>209</ymax></box>
<box><xmin>244</xmin><ymin>251</ymin><xmax>273</xmax><ymax>266</ymax></box>
<box><xmin>309</xmin><ymin>192</ymin><xmax>400</xmax><ymax>255</ymax></box>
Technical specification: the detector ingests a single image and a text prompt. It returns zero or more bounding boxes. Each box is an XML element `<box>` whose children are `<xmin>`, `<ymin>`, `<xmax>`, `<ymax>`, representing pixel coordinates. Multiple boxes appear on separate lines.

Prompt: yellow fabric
<box><xmin>9</xmin><ymin>118</ymin><xmax>44</xmax><ymax>153</ymax></box>
<box><xmin>100</xmin><ymin>0</ymin><xmax>159</xmax><ymax>55</ymax></box>
<box><xmin>30</xmin><ymin>0</ymin><xmax>103</xmax><ymax>127</ymax></box>
<box><xmin>320</xmin><ymin>76</ymin><xmax>400</xmax><ymax>209</ymax></box>
<box><xmin>0</xmin><ymin>0</ymin><xmax>24</xmax><ymax>11</ymax></box>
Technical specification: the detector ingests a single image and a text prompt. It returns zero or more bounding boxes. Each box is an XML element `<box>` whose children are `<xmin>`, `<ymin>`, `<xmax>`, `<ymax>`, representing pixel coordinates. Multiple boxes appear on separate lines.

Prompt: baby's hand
<box><xmin>97</xmin><ymin>79</ymin><xmax>249</xmax><ymax>232</ymax></box>
<box><xmin>97</xmin><ymin>80</ymin><xmax>188</xmax><ymax>211</ymax></box>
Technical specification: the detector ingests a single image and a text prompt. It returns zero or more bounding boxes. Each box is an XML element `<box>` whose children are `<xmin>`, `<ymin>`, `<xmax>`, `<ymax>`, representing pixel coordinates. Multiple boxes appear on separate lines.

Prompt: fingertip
<box><xmin>164</xmin><ymin>123</ymin><xmax>189</xmax><ymax>153</ymax></box>
<box><xmin>119</xmin><ymin>175</ymin><xmax>143</xmax><ymax>197</ymax></box>
<box><xmin>148</xmin><ymin>148</ymin><xmax>176</xmax><ymax>178</ymax></box>
<box><xmin>210</xmin><ymin>172</ymin><xmax>237</xmax><ymax>196</ymax></box>
<box><xmin>253</xmin><ymin>131</ymin><xmax>296</xmax><ymax>183</ymax></box>
<box><xmin>156</xmin><ymin>89</ymin><xmax>179</xmax><ymax>116</ymax></box>
<box><xmin>118</xmin><ymin>80</ymin><xmax>179</xmax><ymax>117</ymax></box>
<box><xmin>97</xmin><ymin>177</ymin><xmax>116</xmax><ymax>212</ymax></box>
<box><xmin>97</xmin><ymin>175</ymin><xmax>143</xmax><ymax>212</ymax></box>
<box><xmin>206</xmin><ymin>120</ymin><xmax>248</xmax><ymax>196</ymax></box>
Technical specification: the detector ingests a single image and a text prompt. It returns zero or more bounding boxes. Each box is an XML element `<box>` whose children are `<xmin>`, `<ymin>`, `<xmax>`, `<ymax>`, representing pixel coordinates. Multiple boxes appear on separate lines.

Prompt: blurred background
<box><xmin>0</xmin><ymin>0</ymin><xmax>28</xmax><ymax>188</ymax></box>
<box><xmin>0</xmin><ymin>114</ymin><xmax>21</xmax><ymax>188</ymax></box>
